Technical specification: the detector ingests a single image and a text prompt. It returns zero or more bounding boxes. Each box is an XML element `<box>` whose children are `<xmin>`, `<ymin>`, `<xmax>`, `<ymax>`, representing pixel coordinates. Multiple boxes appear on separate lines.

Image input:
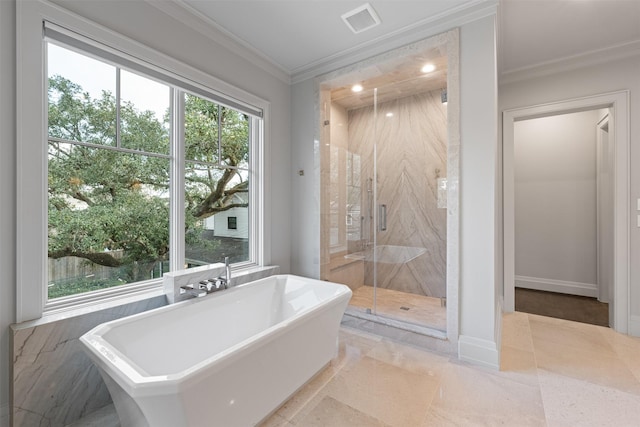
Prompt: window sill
<box><xmin>15</xmin><ymin>265</ymin><xmax>280</xmax><ymax>329</ymax></box>
<box><xmin>14</xmin><ymin>286</ymin><xmax>167</xmax><ymax>330</ymax></box>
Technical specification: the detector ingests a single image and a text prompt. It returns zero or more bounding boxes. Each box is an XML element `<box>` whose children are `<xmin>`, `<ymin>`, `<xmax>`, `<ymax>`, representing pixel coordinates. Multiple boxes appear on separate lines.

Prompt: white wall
<box><xmin>0</xmin><ymin>0</ymin><xmax>16</xmax><ymax>421</ymax></box>
<box><xmin>500</xmin><ymin>54</ymin><xmax>640</xmax><ymax>331</ymax></box>
<box><xmin>290</xmin><ymin>78</ymin><xmax>320</xmax><ymax>278</ymax></box>
<box><xmin>1</xmin><ymin>0</ymin><xmax>291</xmax><ymax>415</ymax></box>
<box><xmin>514</xmin><ymin>111</ymin><xmax>600</xmax><ymax>291</ymax></box>
<box><xmin>458</xmin><ymin>15</ymin><xmax>500</xmax><ymax>368</ymax></box>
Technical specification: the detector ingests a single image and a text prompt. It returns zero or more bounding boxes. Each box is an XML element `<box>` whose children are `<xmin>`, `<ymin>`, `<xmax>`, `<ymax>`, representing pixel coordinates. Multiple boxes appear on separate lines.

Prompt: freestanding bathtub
<box><xmin>80</xmin><ymin>274</ymin><xmax>352</xmax><ymax>427</ymax></box>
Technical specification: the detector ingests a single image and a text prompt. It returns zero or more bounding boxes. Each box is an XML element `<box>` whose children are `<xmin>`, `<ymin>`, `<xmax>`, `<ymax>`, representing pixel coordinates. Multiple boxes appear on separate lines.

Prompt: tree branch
<box><xmin>201</xmin><ymin>202</ymin><xmax>248</xmax><ymax>218</ymax></box>
<box><xmin>191</xmin><ymin>167</ymin><xmax>235</xmax><ymax>218</ymax></box>
<box><xmin>49</xmin><ymin>249</ymin><xmax>124</xmax><ymax>268</ymax></box>
<box><xmin>224</xmin><ymin>181</ymin><xmax>248</xmax><ymax>197</ymax></box>
<box><xmin>71</xmin><ymin>191</ymin><xmax>94</xmax><ymax>207</ymax></box>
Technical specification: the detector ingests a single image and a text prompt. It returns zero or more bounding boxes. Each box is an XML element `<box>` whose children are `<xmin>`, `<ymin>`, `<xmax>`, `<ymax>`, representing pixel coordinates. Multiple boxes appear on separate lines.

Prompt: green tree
<box><xmin>47</xmin><ymin>76</ymin><xmax>249</xmax><ymax>292</ymax></box>
<box><xmin>183</xmin><ymin>94</ymin><xmax>250</xmax><ymax>219</ymax></box>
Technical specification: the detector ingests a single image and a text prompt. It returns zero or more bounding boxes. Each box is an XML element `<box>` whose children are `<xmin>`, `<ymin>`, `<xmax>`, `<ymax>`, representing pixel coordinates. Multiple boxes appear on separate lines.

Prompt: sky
<box><xmin>47</xmin><ymin>42</ymin><xmax>170</xmax><ymax>121</ymax></box>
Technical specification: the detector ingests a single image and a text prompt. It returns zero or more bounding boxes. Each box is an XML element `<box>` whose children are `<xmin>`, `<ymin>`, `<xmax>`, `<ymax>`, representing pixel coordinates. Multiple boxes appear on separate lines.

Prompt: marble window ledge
<box><xmin>13</xmin><ymin>287</ymin><xmax>167</xmax><ymax>330</ymax></box>
<box><xmin>13</xmin><ymin>265</ymin><xmax>279</xmax><ymax>330</ymax></box>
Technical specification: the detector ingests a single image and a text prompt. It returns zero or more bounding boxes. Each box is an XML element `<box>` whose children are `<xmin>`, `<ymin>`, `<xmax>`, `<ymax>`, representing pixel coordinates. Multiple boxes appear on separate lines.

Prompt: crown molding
<box><xmin>500</xmin><ymin>39</ymin><xmax>640</xmax><ymax>86</ymax></box>
<box><xmin>145</xmin><ymin>0</ymin><xmax>291</xmax><ymax>84</ymax></box>
<box><xmin>291</xmin><ymin>0</ymin><xmax>498</xmax><ymax>83</ymax></box>
<box><xmin>147</xmin><ymin>0</ymin><xmax>498</xmax><ymax>86</ymax></box>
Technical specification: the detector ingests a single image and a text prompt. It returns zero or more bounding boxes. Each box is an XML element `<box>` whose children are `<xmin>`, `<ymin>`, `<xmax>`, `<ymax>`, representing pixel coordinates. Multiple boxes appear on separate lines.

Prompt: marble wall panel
<box><xmin>349</xmin><ymin>90</ymin><xmax>448</xmax><ymax>298</ymax></box>
<box><xmin>327</xmin><ymin>258</ymin><xmax>365</xmax><ymax>291</ymax></box>
<box><xmin>10</xmin><ymin>296</ymin><xmax>166</xmax><ymax>427</ymax></box>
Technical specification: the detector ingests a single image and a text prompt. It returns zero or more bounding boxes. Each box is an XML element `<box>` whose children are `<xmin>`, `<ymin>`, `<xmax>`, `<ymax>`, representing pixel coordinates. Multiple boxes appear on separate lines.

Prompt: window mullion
<box><xmin>170</xmin><ymin>89</ymin><xmax>186</xmax><ymax>271</ymax></box>
<box><xmin>116</xmin><ymin>67</ymin><xmax>121</xmax><ymax>147</ymax></box>
<box><xmin>217</xmin><ymin>104</ymin><xmax>222</xmax><ymax>167</ymax></box>
<box><xmin>251</xmin><ymin>117</ymin><xmax>263</xmax><ymax>266</ymax></box>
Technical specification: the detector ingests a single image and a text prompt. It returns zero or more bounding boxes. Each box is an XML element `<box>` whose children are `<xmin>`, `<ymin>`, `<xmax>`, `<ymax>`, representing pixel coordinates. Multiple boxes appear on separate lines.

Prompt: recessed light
<box><xmin>421</xmin><ymin>63</ymin><xmax>436</xmax><ymax>73</ymax></box>
<box><xmin>351</xmin><ymin>84</ymin><xmax>363</xmax><ymax>93</ymax></box>
<box><xmin>386</xmin><ymin>112</ymin><xmax>394</xmax><ymax>117</ymax></box>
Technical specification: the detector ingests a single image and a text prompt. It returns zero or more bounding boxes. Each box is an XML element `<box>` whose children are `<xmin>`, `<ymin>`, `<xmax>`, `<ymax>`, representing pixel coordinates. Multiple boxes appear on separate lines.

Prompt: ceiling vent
<box><xmin>341</xmin><ymin>3</ymin><xmax>381</xmax><ymax>34</ymax></box>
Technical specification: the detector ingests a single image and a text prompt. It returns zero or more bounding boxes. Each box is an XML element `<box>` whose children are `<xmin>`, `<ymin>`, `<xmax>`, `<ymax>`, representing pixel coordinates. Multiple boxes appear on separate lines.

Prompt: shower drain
<box><xmin>399</xmin><ymin>306</ymin><xmax>410</xmax><ymax>311</ymax></box>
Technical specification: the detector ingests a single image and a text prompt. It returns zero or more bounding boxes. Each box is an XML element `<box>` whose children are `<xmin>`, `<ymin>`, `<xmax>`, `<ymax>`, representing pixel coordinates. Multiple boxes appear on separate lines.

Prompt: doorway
<box><xmin>512</xmin><ymin>109</ymin><xmax>611</xmax><ymax>326</ymax></box>
<box><xmin>503</xmin><ymin>92</ymin><xmax>630</xmax><ymax>333</ymax></box>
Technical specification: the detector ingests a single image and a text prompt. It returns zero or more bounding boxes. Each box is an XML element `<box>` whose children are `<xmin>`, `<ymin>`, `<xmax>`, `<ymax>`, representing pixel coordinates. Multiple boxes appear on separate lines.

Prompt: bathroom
<box><xmin>2</xmin><ymin>0</ymin><xmax>501</xmax><ymax>425</ymax></box>
<box><xmin>6</xmin><ymin>0</ymin><xmax>640</xmax><ymax>424</ymax></box>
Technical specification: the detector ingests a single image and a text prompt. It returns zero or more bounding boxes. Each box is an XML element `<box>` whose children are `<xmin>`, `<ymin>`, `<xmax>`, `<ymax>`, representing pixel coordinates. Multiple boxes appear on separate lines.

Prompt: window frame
<box><xmin>17</xmin><ymin>0</ymin><xmax>269</xmax><ymax>322</ymax></box>
<box><xmin>228</xmin><ymin>216</ymin><xmax>238</xmax><ymax>230</ymax></box>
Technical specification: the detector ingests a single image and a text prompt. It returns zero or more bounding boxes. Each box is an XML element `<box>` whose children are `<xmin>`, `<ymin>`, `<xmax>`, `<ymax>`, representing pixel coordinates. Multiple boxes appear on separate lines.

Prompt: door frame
<box><xmin>596</xmin><ymin>113</ymin><xmax>612</xmax><ymax>304</ymax></box>
<box><xmin>503</xmin><ymin>91</ymin><xmax>629</xmax><ymax>333</ymax></box>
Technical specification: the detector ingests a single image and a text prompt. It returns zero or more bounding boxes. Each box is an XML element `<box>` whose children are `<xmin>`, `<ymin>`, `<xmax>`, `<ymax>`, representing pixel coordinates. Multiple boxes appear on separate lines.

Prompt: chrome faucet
<box><xmin>179</xmin><ymin>284</ymin><xmax>207</xmax><ymax>298</ymax></box>
<box><xmin>178</xmin><ymin>257</ymin><xmax>231</xmax><ymax>299</ymax></box>
<box><xmin>217</xmin><ymin>256</ymin><xmax>231</xmax><ymax>289</ymax></box>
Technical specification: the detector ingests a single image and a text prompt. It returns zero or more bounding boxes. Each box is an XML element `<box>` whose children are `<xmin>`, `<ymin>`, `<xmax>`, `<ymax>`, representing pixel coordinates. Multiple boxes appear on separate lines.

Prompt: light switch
<box><xmin>637</xmin><ymin>198</ymin><xmax>640</xmax><ymax>211</ymax></box>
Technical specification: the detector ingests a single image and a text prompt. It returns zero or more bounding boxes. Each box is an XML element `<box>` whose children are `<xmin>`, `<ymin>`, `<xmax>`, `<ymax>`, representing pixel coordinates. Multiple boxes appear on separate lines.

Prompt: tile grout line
<box><xmin>596</xmin><ymin>327</ymin><xmax>640</xmax><ymax>390</ymax></box>
<box><xmin>524</xmin><ymin>313</ymin><xmax>550</xmax><ymax>427</ymax></box>
<box><xmin>419</xmin><ymin>361</ymin><xmax>450</xmax><ymax>426</ymax></box>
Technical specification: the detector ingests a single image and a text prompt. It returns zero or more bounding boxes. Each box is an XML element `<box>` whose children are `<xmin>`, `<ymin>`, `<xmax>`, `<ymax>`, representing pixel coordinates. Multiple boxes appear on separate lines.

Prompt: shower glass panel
<box><xmin>370</xmin><ymin>87</ymin><xmax>448</xmax><ymax>331</ymax></box>
<box><xmin>320</xmin><ymin>54</ymin><xmax>448</xmax><ymax>332</ymax></box>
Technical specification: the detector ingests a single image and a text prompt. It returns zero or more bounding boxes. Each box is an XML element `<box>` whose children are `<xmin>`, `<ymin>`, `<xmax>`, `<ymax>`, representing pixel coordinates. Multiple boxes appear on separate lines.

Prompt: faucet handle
<box><xmin>180</xmin><ymin>284</ymin><xmax>207</xmax><ymax>297</ymax></box>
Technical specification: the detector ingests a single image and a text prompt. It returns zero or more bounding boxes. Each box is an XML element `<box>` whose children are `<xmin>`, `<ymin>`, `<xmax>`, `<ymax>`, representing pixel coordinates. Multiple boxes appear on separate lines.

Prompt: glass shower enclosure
<box><xmin>320</xmin><ymin>51</ymin><xmax>449</xmax><ymax>332</ymax></box>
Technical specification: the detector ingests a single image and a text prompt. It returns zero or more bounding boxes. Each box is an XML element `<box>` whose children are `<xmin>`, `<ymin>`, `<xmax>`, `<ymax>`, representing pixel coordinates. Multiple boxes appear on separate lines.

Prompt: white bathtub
<box><xmin>80</xmin><ymin>274</ymin><xmax>352</xmax><ymax>427</ymax></box>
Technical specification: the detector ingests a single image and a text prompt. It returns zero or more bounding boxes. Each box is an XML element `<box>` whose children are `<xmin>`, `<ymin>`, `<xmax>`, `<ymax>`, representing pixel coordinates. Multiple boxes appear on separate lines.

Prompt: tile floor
<box><xmin>348</xmin><ymin>285</ymin><xmax>447</xmax><ymax>331</ymax></box>
<box><xmin>69</xmin><ymin>312</ymin><xmax>640</xmax><ymax>426</ymax></box>
<box><xmin>262</xmin><ymin>312</ymin><xmax>640</xmax><ymax>426</ymax></box>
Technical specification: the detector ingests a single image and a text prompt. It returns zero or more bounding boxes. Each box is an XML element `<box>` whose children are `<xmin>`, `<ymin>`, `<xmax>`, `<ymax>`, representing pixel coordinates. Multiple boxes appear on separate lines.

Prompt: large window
<box><xmin>42</xmin><ymin>31</ymin><xmax>260</xmax><ymax>303</ymax></box>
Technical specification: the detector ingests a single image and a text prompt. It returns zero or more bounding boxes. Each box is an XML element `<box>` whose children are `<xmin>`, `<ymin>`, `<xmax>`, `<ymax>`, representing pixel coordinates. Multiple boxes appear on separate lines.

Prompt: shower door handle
<box><xmin>378</xmin><ymin>204</ymin><xmax>387</xmax><ymax>232</ymax></box>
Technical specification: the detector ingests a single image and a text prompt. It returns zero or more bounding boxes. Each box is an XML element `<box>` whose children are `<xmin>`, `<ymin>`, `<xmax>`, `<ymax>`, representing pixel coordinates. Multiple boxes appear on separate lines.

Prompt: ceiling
<box><xmin>499</xmin><ymin>0</ymin><xmax>640</xmax><ymax>74</ymax></box>
<box><xmin>329</xmin><ymin>49</ymin><xmax>448</xmax><ymax>109</ymax></box>
<box><xmin>175</xmin><ymin>0</ymin><xmax>640</xmax><ymax>82</ymax></box>
<box><xmin>182</xmin><ymin>0</ymin><xmax>470</xmax><ymax>75</ymax></box>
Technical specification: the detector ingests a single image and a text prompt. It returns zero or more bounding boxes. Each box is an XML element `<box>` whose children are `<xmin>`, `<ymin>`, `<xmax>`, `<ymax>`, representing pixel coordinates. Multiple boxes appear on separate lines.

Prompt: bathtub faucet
<box><xmin>177</xmin><ymin>258</ymin><xmax>231</xmax><ymax>299</ymax></box>
<box><xmin>179</xmin><ymin>284</ymin><xmax>207</xmax><ymax>298</ymax></box>
<box><xmin>216</xmin><ymin>257</ymin><xmax>231</xmax><ymax>289</ymax></box>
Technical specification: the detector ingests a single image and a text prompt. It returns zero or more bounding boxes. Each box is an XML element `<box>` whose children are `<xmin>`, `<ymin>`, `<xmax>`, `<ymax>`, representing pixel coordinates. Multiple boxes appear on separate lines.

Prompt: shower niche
<box><xmin>318</xmin><ymin>30</ymin><xmax>459</xmax><ymax>342</ymax></box>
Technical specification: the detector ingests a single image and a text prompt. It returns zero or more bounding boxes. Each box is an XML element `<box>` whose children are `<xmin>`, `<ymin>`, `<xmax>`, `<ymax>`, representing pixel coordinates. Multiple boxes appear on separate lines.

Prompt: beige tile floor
<box><xmin>349</xmin><ymin>285</ymin><xmax>447</xmax><ymax>331</ymax></box>
<box><xmin>261</xmin><ymin>312</ymin><xmax>640</xmax><ymax>427</ymax></box>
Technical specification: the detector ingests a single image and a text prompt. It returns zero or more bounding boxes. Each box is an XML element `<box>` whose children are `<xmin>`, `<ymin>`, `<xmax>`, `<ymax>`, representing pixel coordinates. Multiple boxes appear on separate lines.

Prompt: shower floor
<box><xmin>348</xmin><ymin>285</ymin><xmax>446</xmax><ymax>331</ymax></box>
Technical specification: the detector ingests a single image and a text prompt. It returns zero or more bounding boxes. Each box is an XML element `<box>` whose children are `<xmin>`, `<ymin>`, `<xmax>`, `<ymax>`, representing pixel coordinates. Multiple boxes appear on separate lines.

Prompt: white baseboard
<box><xmin>628</xmin><ymin>315</ymin><xmax>640</xmax><ymax>338</ymax></box>
<box><xmin>1</xmin><ymin>403</ymin><xmax>9</xmax><ymax>427</ymax></box>
<box><xmin>515</xmin><ymin>275</ymin><xmax>597</xmax><ymax>298</ymax></box>
<box><xmin>458</xmin><ymin>335</ymin><xmax>500</xmax><ymax>370</ymax></box>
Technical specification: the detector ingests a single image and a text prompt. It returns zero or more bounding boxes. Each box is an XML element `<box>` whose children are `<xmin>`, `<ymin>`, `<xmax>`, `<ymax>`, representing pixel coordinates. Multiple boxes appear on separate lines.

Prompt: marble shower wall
<box><xmin>348</xmin><ymin>90</ymin><xmax>448</xmax><ymax>297</ymax></box>
<box><xmin>10</xmin><ymin>295</ymin><xmax>166</xmax><ymax>427</ymax></box>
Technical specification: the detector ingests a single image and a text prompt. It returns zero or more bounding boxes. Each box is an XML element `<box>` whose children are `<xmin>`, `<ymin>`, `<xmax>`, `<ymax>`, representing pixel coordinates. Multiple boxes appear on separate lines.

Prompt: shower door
<box><xmin>355</xmin><ymin>85</ymin><xmax>448</xmax><ymax>331</ymax></box>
